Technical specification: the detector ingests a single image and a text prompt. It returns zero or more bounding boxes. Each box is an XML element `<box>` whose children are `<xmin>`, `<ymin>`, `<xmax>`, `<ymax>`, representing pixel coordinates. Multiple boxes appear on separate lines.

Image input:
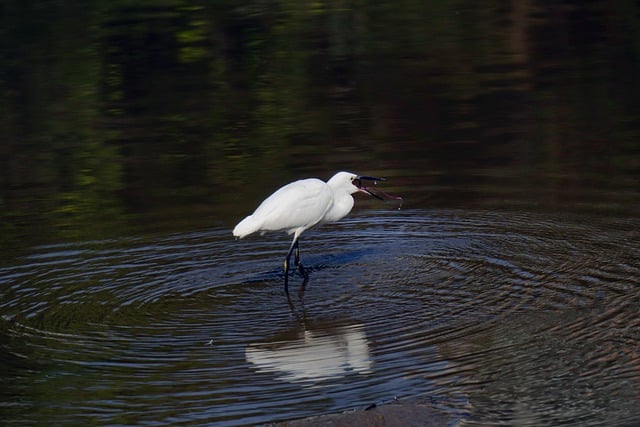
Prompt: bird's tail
<box><xmin>233</xmin><ymin>215</ymin><xmax>261</xmax><ymax>239</ymax></box>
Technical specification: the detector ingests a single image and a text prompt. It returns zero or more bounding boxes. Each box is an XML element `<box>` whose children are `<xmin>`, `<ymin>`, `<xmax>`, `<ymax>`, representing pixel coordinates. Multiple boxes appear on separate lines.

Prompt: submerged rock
<box><xmin>275</xmin><ymin>402</ymin><xmax>453</xmax><ymax>427</ymax></box>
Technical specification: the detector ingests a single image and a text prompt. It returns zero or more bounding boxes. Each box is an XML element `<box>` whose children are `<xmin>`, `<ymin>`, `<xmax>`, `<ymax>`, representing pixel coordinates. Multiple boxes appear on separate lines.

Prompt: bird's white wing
<box><xmin>252</xmin><ymin>178</ymin><xmax>333</xmax><ymax>234</ymax></box>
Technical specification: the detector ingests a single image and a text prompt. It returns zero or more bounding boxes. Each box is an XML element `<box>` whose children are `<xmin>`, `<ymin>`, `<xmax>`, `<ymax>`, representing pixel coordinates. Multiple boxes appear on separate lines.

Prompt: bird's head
<box><xmin>328</xmin><ymin>171</ymin><xmax>386</xmax><ymax>199</ymax></box>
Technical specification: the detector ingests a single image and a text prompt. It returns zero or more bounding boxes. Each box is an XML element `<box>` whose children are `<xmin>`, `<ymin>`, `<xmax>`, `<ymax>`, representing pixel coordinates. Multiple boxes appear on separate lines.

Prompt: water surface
<box><xmin>2</xmin><ymin>210</ymin><xmax>639</xmax><ymax>425</ymax></box>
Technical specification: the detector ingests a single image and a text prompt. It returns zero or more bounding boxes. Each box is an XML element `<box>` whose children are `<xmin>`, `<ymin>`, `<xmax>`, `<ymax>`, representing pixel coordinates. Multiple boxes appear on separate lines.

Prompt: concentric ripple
<box><xmin>1</xmin><ymin>210</ymin><xmax>639</xmax><ymax>426</ymax></box>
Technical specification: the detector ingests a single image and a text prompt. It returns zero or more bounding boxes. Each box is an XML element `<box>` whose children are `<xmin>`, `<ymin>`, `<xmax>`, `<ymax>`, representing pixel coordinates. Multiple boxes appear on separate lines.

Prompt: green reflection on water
<box><xmin>1</xmin><ymin>0</ymin><xmax>639</xmax><ymax>257</ymax></box>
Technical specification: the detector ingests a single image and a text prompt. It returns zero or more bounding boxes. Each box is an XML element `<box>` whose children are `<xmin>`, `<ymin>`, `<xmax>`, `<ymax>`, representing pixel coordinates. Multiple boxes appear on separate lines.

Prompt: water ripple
<box><xmin>1</xmin><ymin>209</ymin><xmax>639</xmax><ymax>425</ymax></box>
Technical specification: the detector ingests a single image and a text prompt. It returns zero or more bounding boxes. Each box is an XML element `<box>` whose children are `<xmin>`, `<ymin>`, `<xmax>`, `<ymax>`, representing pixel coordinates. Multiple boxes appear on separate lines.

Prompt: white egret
<box><xmin>233</xmin><ymin>171</ymin><xmax>387</xmax><ymax>294</ymax></box>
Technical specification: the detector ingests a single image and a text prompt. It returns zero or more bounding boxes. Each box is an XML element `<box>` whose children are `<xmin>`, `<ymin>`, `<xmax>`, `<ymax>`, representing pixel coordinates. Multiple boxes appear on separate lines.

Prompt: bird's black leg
<box><xmin>293</xmin><ymin>239</ymin><xmax>308</xmax><ymax>280</ymax></box>
<box><xmin>283</xmin><ymin>237</ymin><xmax>298</xmax><ymax>296</ymax></box>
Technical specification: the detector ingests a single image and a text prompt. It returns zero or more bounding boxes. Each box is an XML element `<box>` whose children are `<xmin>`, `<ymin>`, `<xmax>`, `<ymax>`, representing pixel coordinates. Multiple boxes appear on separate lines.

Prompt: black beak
<box><xmin>357</xmin><ymin>175</ymin><xmax>386</xmax><ymax>183</ymax></box>
<box><xmin>355</xmin><ymin>175</ymin><xmax>386</xmax><ymax>200</ymax></box>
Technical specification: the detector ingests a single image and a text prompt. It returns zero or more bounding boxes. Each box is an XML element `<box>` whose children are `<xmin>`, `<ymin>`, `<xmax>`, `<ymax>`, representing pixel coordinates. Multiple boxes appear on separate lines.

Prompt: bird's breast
<box><xmin>321</xmin><ymin>194</ymin><xmax>354</xmax><ymax>223</ymax></box>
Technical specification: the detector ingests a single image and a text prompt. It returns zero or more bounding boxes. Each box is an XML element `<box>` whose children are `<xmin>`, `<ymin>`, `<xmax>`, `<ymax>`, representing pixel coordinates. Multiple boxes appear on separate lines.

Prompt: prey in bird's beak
<box><xmin>354</xmin><ymin>175</ymin><xmax>386</xmax><ymax>200</ymax></box>
<box><xmin>354</xmin><ymin>175</ymin><xmax>404</xmax><ymax>209</ymax></box>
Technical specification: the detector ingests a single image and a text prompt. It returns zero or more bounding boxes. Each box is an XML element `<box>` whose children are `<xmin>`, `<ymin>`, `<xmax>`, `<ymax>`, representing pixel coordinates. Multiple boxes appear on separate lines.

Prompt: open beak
<box><xmin>354</xmin><ymin>175</ymin><xmax>386</xmax><ymax>200</ymax></box>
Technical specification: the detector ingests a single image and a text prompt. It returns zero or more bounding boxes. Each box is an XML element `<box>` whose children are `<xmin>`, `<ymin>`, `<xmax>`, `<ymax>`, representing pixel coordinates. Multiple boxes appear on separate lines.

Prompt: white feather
<box><xmin>233</xmin><ymin>172</ymin><xmax>359</xmax><ymax>239</ymax></box>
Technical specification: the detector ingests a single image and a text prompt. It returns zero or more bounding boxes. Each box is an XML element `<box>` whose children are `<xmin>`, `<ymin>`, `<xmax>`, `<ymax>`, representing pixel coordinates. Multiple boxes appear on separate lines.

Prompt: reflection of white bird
<box><xmin>233</xmin><ymin>172</ymin><xmax>385</xmax><ymax>294</ymax></box>
<box><xmin>245</xmin><ymin>324</ymin><xmax>372</xmax><ymax>383</ymax></box>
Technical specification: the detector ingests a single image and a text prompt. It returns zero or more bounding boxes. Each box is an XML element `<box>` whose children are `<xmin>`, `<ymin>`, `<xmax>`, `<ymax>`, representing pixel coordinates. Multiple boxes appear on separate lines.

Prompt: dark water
<box><xmin>2</xmin><ymin>211</ymin><xmax>639</xmax><ymax>425</ymax></box>
<box><xmin>2</xmin><ymin>1</ymin><xmax>640</xmax><ymax>426</ymax></box>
